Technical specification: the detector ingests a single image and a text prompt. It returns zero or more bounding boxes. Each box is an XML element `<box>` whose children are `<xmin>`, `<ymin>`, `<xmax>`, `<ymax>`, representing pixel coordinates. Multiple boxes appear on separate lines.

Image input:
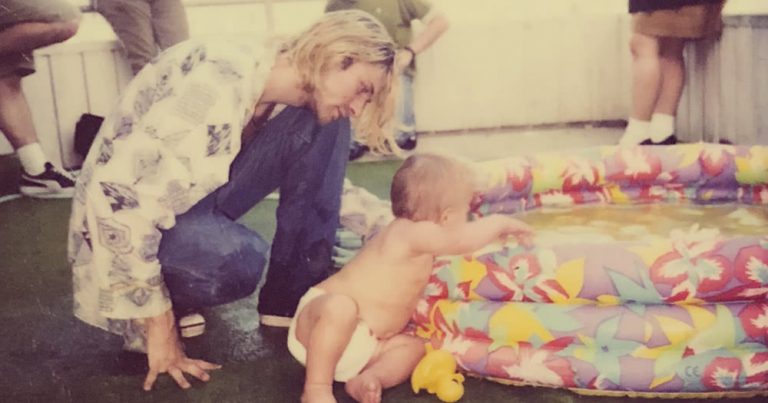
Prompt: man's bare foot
<box><xmin>345</xmin><ymin>372</ymin><xmax>382</xmax><ymax>403</ymax></box>
<box><xmin>301</xmin><ymin>383</ymin><xmax>336</xmax><ymax>403</ymax></box>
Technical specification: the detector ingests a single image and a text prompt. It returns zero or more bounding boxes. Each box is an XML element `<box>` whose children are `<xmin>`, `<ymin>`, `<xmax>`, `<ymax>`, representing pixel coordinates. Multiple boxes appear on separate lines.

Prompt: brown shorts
<box><xmin>632</xmin><ymin>2</ymin><xmax>725</xmax><ymax>39</ymax></box>
<box><xmin>0</xmin><ymin>0</ymin><xmax>81</xmax><ymax>78</ymax></box>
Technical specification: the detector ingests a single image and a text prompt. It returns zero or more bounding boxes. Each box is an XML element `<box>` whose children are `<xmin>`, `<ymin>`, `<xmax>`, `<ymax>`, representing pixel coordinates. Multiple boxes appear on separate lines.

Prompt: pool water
<box><xmin>516</xmin><ymin>203</ymin><xmax>767</xmax><ymax>244</ymax></box>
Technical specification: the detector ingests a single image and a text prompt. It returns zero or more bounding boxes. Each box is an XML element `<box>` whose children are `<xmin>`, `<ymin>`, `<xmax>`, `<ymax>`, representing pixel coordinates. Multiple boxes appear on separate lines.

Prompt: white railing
<box><xmin>1</xmin><ymin>2</ymin><xmax>766</xmax><ymax>168</ymax></box>
<box><xmin>677</xmin><ymin>15</ymin><xmax>768</xmax><ymax>144</ymax></box>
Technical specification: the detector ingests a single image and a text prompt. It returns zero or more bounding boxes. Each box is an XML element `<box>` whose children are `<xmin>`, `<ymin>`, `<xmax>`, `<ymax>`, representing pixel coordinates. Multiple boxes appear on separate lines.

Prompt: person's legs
<box><xmin>154</xmin><ymin>108</ymin><xmax>334</xmax><ymax>328</ymax></box>
<box><xmin>150</xmin><ymin>0</ymin><xmax>190</xmax><ymax>51</ymax></box>
<box><xmin>294</xmin><ymin>293</ymin><xmax>360</xmax><ymax>403</ymax></box>
<box><xmin>0</xmin><ymin>0</ymin><xmax>79</xmax><ymax>196</ymax></box>
<box><xmin>0</xmin><ymin>74</ymin><xmax>75</xmax><ymax>197</ymax></box>
<box><xmin>231</xmin><ymin>109</ymin><xmax>350</xmax><ymax>322</ymax></box>
<box><xmin>157</xmin><ymin>193</ymin><xmax>269</xmax><ymax>311</ymax></box>
<box><xmin>0</xmin><ymin>75</ymin><xmax>39</xmax><ymax>151</ymax></box>
<box><xmin>345</xmin><ymin>334</ymin><xmax>425</xmax><ymax>403</ymax></box>
<box><xmin>649</xmin><ymin>37</ymin><xmax>686</xmax><ymax>143</ymax></box>
<box><xmin>620</xmin><ymin>32</ymin><xmax>661</xmax><ymax>146</ymax></box>
<box><xmin>654</xmin><ymin>37</ymin><xmax>686</xmax><ymax>115</ymax></box>
<box><xmin>97</xmin><ymin>0</ymin><xmax>157</xmax><ymax>74</ymax></box>
<box><xmin>395</xmin><ymin>73</ymin><xmax>417</xmax><ymax>150</ymax></box>
<box><xmin>348</xmin><ymin>136</ymin><xmax>369</xmax><ymax>161</ymax></box>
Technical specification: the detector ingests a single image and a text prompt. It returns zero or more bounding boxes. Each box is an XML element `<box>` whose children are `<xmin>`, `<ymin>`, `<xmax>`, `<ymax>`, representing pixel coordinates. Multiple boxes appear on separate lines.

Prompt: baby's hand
<box><xmin>500</xmin><ymin>216</ymin><xmax>534</xmax><ymax>248</ymax></box>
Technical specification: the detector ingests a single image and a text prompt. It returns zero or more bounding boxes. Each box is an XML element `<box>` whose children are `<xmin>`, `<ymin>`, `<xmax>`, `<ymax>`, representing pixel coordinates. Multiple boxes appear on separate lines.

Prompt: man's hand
<box><xmin>395</xmin><ymin>48</ymin><xmax>414</xmax><ymax>74</ymax></box>
<box><xmin>143</xmin><ymin>310</ymin><xmax>221</xmax><ymax>391</ymax></box>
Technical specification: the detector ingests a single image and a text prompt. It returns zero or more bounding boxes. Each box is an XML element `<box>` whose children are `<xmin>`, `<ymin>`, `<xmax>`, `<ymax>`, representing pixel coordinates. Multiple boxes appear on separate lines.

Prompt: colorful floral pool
<box><xmin>413</xmin><ymin>144</ymin><xmax>768</xmax><ymax>398</ymax></box>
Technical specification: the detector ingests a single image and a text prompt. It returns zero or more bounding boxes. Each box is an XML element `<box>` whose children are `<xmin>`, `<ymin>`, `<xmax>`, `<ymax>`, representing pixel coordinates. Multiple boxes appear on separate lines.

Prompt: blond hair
<box><xmin>281</xmin><ymin>10</ymin><xmax>397</xmax><ymax>153</ymax></box>
<box><xmin>391</xmin><ymin>153</ymin><xmax>476</xmax><ymax>222</ymax></box>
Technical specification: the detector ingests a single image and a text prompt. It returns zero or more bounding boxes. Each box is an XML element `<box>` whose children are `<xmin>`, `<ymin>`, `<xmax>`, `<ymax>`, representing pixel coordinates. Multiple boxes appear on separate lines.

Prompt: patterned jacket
<box><xmin>68</xmin><ymin>39</ymin><xmax>274</xmax><ymax>341</ymax></box>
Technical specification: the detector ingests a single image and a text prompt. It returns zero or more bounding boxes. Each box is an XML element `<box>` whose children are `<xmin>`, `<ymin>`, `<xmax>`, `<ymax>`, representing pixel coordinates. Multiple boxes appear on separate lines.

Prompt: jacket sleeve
<box><xmin>78</xmin><ymin>41</ymin><xmax>248</xmax><ymax>320</ymax></box>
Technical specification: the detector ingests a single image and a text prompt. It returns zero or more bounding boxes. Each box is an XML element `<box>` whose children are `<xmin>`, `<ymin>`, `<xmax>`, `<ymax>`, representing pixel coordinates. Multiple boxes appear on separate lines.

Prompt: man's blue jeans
<box><xmin>396</xmin><ymin>73</ymin><xmax>416</xmax><ymax>137</ymax></box>
<box><xmin>156</xmin><ymin>106</ymin><xmax>350</xmax><ymax>317</ymax></box>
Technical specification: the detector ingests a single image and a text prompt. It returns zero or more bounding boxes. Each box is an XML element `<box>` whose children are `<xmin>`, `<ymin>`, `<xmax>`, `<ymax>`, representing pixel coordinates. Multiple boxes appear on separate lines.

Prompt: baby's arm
<box><xmin>405</xmin><ymin>215</ymin><xmax>533</xmax><ymax>256</ymax></box>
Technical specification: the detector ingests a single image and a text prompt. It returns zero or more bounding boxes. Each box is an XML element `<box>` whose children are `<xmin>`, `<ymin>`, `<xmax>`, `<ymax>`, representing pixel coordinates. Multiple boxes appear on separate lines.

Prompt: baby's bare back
<box><xmin>318</xmin><ymin>223</ymin><xmax>433</xmax><ymax>338</ymax></box>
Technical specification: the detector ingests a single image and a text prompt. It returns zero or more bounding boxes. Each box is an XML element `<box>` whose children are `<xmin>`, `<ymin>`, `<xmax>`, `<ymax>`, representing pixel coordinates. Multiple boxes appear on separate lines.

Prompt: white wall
<box><xmin>2</xmin><ymin>0</ymin><xmax>767</xmax><ymax>161</ymax></box>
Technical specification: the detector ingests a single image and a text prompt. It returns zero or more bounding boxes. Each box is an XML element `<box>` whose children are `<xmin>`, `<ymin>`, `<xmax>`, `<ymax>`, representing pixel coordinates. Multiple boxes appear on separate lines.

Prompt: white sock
<box><xmin>649</xmin><ymin>113</ymin><xmax>675</xmax><ymax>142</ymax></box>
<box><xmin>16</xmin><ymin>143</ymin><xmax>48</xmax><ymax>175</ymax></box>
<box><xmin>619</xmin><ymin>118</ymin><xmax>650</xmax><ymax>146</ymax></box>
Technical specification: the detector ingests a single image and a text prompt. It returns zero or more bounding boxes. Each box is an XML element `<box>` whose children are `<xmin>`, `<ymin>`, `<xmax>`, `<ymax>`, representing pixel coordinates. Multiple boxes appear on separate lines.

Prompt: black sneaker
<box><xmin>656</xmin><ymin>135</ymin><xmax>678</xmax><ymax>145</ymax></box>
<box><xmin>396</xmin><ymin>133</ymin><xmax>417</xmax><ymax>151</ymax></box>
<box><xmin>19</xmin><ymin>162</ymin><xmax>75</xmax><ymax>198</ymax></box>
<box><xmin>349</xmin><ymin>141</ymin><xmax>369</xmax><ymax>161</ymax></box>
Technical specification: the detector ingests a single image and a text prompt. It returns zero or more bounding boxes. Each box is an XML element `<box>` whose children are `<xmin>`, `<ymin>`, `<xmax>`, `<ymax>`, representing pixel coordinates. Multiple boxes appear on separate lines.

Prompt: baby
<box><xmin>288</xmin><ymin>153</ymin><xmax>533</xmax><ymax>403</ymax></box>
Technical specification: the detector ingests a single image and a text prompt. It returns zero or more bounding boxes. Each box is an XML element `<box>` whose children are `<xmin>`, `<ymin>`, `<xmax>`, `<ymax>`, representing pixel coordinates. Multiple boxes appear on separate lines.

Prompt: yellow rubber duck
<box><xmin>411</xmin><ymin>348</ymin><xmax>465</xmax><ymax>402</ymax></box>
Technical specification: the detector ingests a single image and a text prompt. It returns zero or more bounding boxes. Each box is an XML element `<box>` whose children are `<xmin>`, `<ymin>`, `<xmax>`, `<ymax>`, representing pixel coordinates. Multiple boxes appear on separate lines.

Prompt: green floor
<box><xmin>0</xmin><ymin>155</ymin><xmax>762</xmax><ymax>402</ymax></box>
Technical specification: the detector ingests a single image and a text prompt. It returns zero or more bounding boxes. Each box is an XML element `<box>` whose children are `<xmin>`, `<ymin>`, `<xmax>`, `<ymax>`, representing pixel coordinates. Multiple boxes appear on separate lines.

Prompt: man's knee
<box><xmin>161</xmin><ymin>226</ymin><xmax>269</xmax><ymax>308</ymax></box>
<box><xmin>221</xmin><ymin>235</ymin><xmax>269</xmax><ymax>298</ymax></box>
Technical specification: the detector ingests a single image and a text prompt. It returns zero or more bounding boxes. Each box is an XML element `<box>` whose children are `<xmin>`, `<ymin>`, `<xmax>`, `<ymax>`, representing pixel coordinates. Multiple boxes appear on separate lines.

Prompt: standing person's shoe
<box><xmin>642</xmin><ymin>135</ymin><xmax>678</xmax><ymax>145</ymax></box>
<box><xmin>259</xmin><ymin>314</ymin><xmax>293</xmax><ymax>328</ymax></box>
<box><xmin>396</xmin><ymin>132</ymin><xmax>417</xmax><ymax>151</ymax></box>
<box><xmin>656</xmin><ymin>134</ymin><xmax>678</xmax><ymax>145</ymax></box>
<box><xmin>19</xmin><ymin>162</ymin><xmax>75</xmax><ymax>198</ymax></box>
<box><xmin>349</xmin><ymin>141</ymin><xmax>369</xmax><ymax>161</ymax></box>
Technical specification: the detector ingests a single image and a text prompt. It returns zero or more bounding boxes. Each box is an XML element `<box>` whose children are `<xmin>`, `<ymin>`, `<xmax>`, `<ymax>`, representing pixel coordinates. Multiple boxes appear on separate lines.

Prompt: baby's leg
<box><xmin>345</xmin><ymin>334</ymin><xmax>425</xmax><ymax>403</ymax></box>
<box><xmin>294</xmin><ymin>293</ymin><xmax>360</xmax><ymax>403</ymax></box>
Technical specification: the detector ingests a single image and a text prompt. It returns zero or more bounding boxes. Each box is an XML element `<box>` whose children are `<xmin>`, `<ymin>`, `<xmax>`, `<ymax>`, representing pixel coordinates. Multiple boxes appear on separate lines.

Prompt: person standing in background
<box><xmin>96</xmin><ymin>0</ymin><xmax>189</xmax><ymax>75</ymax></box>
<box><xmin>0</xmin><ymin>0</ymin><xmax>81</xmax><ymax>198</ymax></box>
<box><xmin>620</xmin><ymin>0</ymin><xmax>726</xmax><ymax>146</ymax></box>
<box><xmin>326</xmin><ymin>0</ymin><xmax>449</xmax><ymax>160</ymax></box>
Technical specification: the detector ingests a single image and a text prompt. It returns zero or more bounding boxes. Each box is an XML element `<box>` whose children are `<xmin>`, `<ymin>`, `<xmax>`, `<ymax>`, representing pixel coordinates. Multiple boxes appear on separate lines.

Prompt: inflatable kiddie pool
<box><xmin>409</xmin><ymin>144</ymin><xmax>768</xmax><ymax>398</ymax></box>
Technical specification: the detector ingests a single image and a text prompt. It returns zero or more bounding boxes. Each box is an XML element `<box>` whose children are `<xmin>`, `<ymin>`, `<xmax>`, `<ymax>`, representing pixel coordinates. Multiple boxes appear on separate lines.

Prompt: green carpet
<box><xmin>0</xmin><ymin>156</ymin><xmax>760</xmax><ymax>402</ymax></box>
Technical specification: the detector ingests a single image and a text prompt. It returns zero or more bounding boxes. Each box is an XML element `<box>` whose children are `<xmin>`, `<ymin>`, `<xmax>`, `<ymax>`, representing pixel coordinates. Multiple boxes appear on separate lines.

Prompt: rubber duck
<box><xmin>411</xmin><ymin>349</ymin><xmax>465</xmax><ymax>402</ymax></box>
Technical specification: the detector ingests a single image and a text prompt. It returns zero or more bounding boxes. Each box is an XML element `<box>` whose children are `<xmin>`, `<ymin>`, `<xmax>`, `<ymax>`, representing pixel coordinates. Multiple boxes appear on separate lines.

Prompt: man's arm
<box><xmin>397</xmin><ymin>8</ymin><xmax>449</xmax><ymax>73</ymax></box>
<box><xmin>407</xmin><ymin>11</ymin><xmax>449</xmax><ymax>55</ymax></box>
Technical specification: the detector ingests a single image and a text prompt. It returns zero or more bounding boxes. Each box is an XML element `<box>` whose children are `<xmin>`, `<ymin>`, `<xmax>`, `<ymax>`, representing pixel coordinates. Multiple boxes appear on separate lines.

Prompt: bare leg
<box><xmin>629</xmin><ymin>32</ymin><xmax>661</xmax><ymax>121</ymax></box>
<box><xmin>295</xmin><ymin>293</ymin><xmax>360</xmax><ymax>403</ymax></box>
<box><xmin>0</xmin><ymin>75</ymin><xmax>39</xmax><ymax>149</ymax></box>
<box><xmin>345</xmin><ymin>334</ymin><xmax>425</xmax><ymax>403</ymax></box>
<box><xmin>654</xmin><ymin>37</ymin><xmax>686</xmax><ymax>116</ymax></box>
<box><xmin>0</xmin><ymin>21</ymin><xmax>78</xmax><ymax>55</ymax></box>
